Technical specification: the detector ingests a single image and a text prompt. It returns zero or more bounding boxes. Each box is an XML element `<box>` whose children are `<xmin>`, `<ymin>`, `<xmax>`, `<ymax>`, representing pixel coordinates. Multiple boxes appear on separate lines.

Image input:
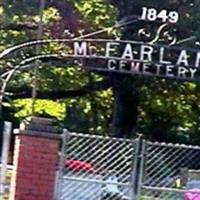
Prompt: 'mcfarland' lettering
<box><xmin>105</xmin><ymin>42</ymin><xmax>120</xmax><ymax>57</ymax></box>
<box><xmin>71</xmin><ymin>40</ymin><xmax>200</xmax><ymax>80</ymax></box>
<box><xmin>74</xmin><ymin>42</ymin><xmax>87</xmax><ymax>56</ymax></box>
<box><xmin>72</xmin><ymin>41</ymin><xmax>200</xmax><ymax>68</ymax></box>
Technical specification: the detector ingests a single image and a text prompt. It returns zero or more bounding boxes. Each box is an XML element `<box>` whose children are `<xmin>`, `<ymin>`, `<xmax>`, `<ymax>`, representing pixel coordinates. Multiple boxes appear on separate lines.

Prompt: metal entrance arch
<box><xmin>1</xmin><ymin>36</ymin><xmax>200</xmax><ymax>104</ymax></box>
<box><xmin>1</xmin><ymin>32</ymin><xmax>200</xmax><ymax>200</ymax></box>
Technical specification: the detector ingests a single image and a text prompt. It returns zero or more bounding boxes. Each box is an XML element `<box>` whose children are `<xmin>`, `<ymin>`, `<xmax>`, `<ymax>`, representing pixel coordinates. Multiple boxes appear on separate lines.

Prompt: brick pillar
<box><xmin>9</xmin><ymin>117</ymin><xmax>60</xmax><ymax>200</ymax></box>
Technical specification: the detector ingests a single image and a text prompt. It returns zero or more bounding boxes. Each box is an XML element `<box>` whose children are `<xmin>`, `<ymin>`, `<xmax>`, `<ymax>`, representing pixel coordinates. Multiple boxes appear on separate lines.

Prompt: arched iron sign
<box><xmin>1</xmin><ymin>4</ymin><xmax>200</xmax><ymax>100</ymax></box>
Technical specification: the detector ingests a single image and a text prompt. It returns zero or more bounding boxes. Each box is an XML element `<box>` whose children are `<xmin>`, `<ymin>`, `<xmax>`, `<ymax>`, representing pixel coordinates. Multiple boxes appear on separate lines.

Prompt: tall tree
<box><xmin>1</xmin><ymin>0</ymin><xmax>200</xmax><ymax>144</ymax></box>
<box><xmin>109</xmin><ymin>0</ymin><xmax>200</xmax><ymax>140</ymax></box>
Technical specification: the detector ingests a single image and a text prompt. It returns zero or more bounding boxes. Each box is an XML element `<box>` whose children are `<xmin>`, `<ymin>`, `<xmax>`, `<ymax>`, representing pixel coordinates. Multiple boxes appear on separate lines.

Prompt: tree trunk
<box><xmin>111</xmin><ymin>76</ymin><xmax>140</xmax><ymax>138</ymax></box>
<box><xmin>110</xmin><ymin>0</ymin><xmax>140</xmax><ymax>138</ymax></box>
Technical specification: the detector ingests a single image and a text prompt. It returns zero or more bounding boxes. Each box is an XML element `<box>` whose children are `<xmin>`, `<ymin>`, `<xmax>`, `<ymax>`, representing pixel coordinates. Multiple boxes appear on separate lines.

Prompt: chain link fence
<box><xmin>141</xmin><ymin>141</ymin><xmax>200</xmax><ymax>200</ymax></box>
<box><xmin>57</xmin><ymin>130</ymin><xmax>137</xmax><ymax>200</ymax></box>
<box><xmin>57</xmin><ymin>131</ymin><xmax>200</xmax><ymax>200</ymax></box>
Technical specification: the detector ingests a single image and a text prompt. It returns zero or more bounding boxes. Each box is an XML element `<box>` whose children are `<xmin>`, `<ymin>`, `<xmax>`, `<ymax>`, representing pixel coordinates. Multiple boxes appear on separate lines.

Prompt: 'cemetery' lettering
<box><xmin>72</xmin><ymin>41</ymin><xmax>200</xmax><ymax>80</ymax></box>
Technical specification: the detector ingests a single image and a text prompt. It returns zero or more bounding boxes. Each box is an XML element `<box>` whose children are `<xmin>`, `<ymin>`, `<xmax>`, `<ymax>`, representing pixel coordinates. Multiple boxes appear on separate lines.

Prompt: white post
<box><xmin>0</xmin><ymin>121</ymin><xmax>12</xmax><ymax>195</ymax></box>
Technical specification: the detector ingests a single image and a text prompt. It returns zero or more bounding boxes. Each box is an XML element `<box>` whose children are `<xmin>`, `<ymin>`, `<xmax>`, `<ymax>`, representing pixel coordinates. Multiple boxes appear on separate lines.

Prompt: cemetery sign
<box><xmin>62</xmin><ymin>5</ymin><xmax>200</xmax><ymax>82</ymax></box>
<box><xmin>72</xmin><ymin>40</ymin><xmax>200</xmax><ymax>80</ymax></box>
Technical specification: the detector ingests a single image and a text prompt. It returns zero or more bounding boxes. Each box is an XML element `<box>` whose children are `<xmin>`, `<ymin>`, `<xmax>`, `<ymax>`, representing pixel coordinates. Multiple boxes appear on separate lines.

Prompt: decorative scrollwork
<box><xmin>149</xmin><ymin>23</ymin><xmax>177</xmax><ymax>45</ymax></box>
<box><xmin>137</xmin><ymin>23</ymin><xmax>177</xmax><ymax>45</ymax></box>
<box><xmin>138</xmin><ymin>28</ymin><xmax>151</xmax><ymax>40</ymax></box>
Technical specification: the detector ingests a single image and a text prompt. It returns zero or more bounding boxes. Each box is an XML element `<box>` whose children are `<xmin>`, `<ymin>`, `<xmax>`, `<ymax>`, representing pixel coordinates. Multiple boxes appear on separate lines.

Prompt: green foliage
<box><xmin>14</xmin><ymin>99</ymin><xmax>65</xmax><ymax>121</ymax></box>
<box><xmin>0</xmin><ymin>0</ymin><xmax>115</xmax><ymax>135</ymax></box>
<box><xmin>138</xmin><ymin>79</ymin><xmax>200</xmax><ymax>144</ymax></box>
<box><xmin>34</xmin><ymin>7</ymin><xmax>61</xmax><ymax>24</ymax></box>
<box><xmin>71</xmin><ymin>0</ymin><xmax>117</xmax><ymax>28</ymax></box>
<box><xmin>64</xmin><ymin>88</ymin><xmax>113</xmax><ymax>135</ymax></box>
<box><xmin>2</xmin><ymin>0</ymin><xmax>200</xmax><ymax>144</ymax></box>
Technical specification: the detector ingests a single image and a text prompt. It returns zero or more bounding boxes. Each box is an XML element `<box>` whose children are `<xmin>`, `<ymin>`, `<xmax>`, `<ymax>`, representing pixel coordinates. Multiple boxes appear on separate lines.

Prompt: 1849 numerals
<box><xmin>141</xmin><ymin>7</ymin><xmax>179</xmax><ymax>23</ymax></box>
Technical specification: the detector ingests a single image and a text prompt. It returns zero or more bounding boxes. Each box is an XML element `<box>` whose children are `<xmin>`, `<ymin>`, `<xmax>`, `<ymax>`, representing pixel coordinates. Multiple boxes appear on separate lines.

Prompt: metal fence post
<box><xmin>0</xmin><ymin>121</ymin><xmax>12</xmax><ymax>198</ymax></box>
<box><xmin>55</xmin><ymin>129</ymin><xmax>69</xmax><ymax>200</ymax></box>
<box><xmin>0</xmin><ymin>121</ymin><xmax>12</xmax><ymax>197</ymax></box>
<box><xmin>137</xmin><ymin>139</ymin><xmax>146</xmax><ymax>199</ymax></box>
<box><xmin>130</xmin><ymin>135</ymin><xmax>145</xmax><ymax>200</ymax></box>
<box><xmin>130</xmin><ymin>136</ymin><xmax>140</xmax><ymax>200</ymax></box>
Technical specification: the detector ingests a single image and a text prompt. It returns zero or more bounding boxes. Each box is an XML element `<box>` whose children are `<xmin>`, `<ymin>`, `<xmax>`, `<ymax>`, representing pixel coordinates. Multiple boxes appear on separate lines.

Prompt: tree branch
<box><xmin>0</xmin><ymin>23</ymin><xmax>38</xmax><ymax>31</ymax></box>
<box><xmin>7</xmin><ymin>79</ymin><xmax>112</xmax><ymax>100</ymax></box>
